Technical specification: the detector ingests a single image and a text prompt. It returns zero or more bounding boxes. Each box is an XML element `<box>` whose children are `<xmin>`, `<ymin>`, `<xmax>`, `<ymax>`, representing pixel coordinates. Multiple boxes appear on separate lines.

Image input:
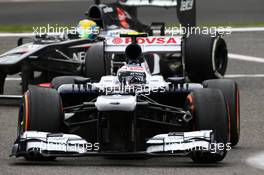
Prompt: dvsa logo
<box><xmin>180</xmin><ymin>0</ymin><xmax>194</xmax><ymax>11</ymax></box>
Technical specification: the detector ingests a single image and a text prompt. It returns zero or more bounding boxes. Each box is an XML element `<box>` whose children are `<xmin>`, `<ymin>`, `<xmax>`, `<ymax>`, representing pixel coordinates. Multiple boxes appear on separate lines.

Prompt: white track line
<box><xmin>229</xmin><ymin>27</ymin><xmax>264</xmax><ymax>32</ymax></box>
<box><xmin>229</xmin><ymin>53</ymin><xmax>264</xmax><ymax>63</ymax></box>
<box><xmin>246</xmin><ymin>152</ymin><xmax>264</xmax><ymax>170</ymax></box>
<box><xmin>225</xmin><ymin>74</ymin><xmax>264</xmax><ymax>78</ymax></box>
<box><xmin>0</xmin><ymin>33</ymin><xmax>34</xmax><ymax>37</ymax></box>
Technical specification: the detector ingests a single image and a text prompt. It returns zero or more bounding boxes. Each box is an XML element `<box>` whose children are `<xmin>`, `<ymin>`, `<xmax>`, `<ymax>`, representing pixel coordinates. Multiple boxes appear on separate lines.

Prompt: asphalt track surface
<box><xmin>1</xmin><ymin>1</ymin><xmax>264</xmax><ymax>174</ymax></box>
<box><xmin>0</xmin><ymin>0</ymin><xmax>264</xmax><ymax>25</ymax></box>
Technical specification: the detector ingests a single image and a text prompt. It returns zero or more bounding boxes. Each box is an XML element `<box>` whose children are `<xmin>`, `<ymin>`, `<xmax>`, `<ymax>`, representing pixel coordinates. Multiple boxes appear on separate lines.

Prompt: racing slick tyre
<box><xmin>203</xmin><ymin>79</ymin><xmax>240</xmax><ymax>146</ymax></box>
<box><xmin>0</xmin><ymin>73</ymin><xmax>6</xmax><ymax>94</ymax></box>
<box><xmin>187</xmin><ymin>89</ymin><xmax>229</xmax><ymax>163</ymax></box>
<box><xmin>184</xmin><ymin>34</ymin><xmax>228</xmax><ymax>83</ymax></box>
<box><xmin>51</xmin><ymin>76</ymin><xmax>83</xmax><ymax>90</ymax></box>
<box><xmin>84</xmin><ymin>43</ymin><xmax>110</xmax><ymax>81</ymax></box>
<box><xmin>17</xmin><ymin>85</ymin><xmax>63</xmax><ymax>161</ymax></box>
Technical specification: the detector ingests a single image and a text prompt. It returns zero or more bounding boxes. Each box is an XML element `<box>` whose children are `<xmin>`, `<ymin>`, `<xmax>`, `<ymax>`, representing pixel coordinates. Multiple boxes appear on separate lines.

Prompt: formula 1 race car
<box><xmin>0</xmin><ymin>0</ymin><xmax>167</xmax><ymax>94</ymax></box>
<box><xmin>0</xmin><ymin>0</ymin><xmax>228</xmax><ymax>94</ymax></box>
<box><xmin>11</xmin><ymin>33</ymin><xmax>239</xmax><ymax>163</ymax></box>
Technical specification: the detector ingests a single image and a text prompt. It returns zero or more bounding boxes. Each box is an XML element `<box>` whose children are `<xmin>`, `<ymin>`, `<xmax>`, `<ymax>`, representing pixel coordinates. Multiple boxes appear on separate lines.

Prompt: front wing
<box><xmin>11</xmin><ymin>130</ymin><xmax>223</xmax><ymax>158</ymax></box>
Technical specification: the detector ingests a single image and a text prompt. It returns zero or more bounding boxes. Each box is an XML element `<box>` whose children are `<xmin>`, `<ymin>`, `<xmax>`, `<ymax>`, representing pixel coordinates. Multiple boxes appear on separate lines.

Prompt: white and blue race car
<box><xmin>11</xmin><ymin>33</ymin><xmax>239</xmax><ymax>163</ymax></box>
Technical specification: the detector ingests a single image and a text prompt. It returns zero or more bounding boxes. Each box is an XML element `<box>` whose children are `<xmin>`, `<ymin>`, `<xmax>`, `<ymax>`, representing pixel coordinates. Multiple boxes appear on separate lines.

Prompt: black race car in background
<box><xmin>11</xmin><ymin>33</ymin><xmax>239</xmax><ymax>163</ymax></box>
<box><xmin>0</xmin><ymin>0</ymin><xmax>228</xmax><ymax>94</ymax></box>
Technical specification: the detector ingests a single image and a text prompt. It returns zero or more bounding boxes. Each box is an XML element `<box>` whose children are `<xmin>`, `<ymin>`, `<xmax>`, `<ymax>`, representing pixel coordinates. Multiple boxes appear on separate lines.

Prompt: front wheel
<box><xmin>187</xmin><ymin>88</ymin><xmax>229</xmax><ymax>163</ymax></box>
<box><xmin>18</xmin><ymin>85</ymin><xmax>63</xmax><ymax>160</ymax></box>
<box><xmin>203</xmin><ymin>79</ymin><xmax>240</xmax><ymax>146</ymax></box>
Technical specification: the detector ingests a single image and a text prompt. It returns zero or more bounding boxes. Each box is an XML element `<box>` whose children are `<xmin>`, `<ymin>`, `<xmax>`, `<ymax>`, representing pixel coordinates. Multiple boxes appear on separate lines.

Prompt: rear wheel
<box><xmin>18</xmin><ymin>85</ymin><xmax>63</xmax><ymax>160</ymax></box>
<box><xmin>84</xmin><ymin>43</ymin><xmax>110</xmax><ymax>81</ymax></box>
<box><xmin>203</xmin><ymin>79</ymin><xmax>240</xmax><ymax>146</ymax></box>
<box><xmin>184</xmin><ymin>34</ymin><xmax>228</xmax><ymax>82</ymax></box>
<box><xmin>187</xmin><ymin>88</ymin><xmax>229</xmax><ymax>163</ymax></box>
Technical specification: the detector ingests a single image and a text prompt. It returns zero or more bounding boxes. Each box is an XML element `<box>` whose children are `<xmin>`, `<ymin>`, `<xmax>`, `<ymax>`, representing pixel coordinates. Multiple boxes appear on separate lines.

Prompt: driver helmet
<box><xmin>117</xmin><ymin>65</ymin><xmax>146</xmax><ymax>85</ymax></box>
<box><xmin>76</xmin><ymin>19</ymin><xmax>99</xmax><ymax>39</ymax></box>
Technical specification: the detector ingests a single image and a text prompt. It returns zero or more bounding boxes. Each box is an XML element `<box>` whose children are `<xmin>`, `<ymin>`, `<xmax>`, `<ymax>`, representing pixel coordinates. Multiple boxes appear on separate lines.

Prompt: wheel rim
<box><xmin>213</xmin><ymin>39</ymin><xmax>228</xmax><ymax>76</ymax></box>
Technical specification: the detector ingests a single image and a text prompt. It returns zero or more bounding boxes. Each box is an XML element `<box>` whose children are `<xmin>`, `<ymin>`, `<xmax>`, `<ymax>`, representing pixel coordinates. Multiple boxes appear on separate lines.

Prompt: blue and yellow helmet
<box><xmin>77</xmin><ymin>19</ymin><xmax>99</xmax><ymax>39</ymax></box>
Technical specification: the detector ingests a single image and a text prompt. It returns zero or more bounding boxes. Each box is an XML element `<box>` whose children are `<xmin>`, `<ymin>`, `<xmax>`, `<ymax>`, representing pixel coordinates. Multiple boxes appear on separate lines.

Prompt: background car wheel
<box><xmin>18</xmin><ymin>85</ymin><xmax>63</xmax><ymax>160</ymax></box>
<box><xmin>0</xmin><ymin>73</ymin><xmax>6</xmax><ymax>94</ymax></box>
<box><xmin>187</xmin><ymin>88</ymin><xmax>229</xmax><ymax>163</ymax></box>
<box><xmin>84</xmin><ymin>43</ymin><xmax>110</xmax><ymax>81</ymax></box>
<box><xmin>51</xmin><ymin>76</ymin><xmax>83</xmax><ymax>90</ymax></box>
<box><xmin>21</xmin><ymin>63</ymin><xmax>34</xmax><ymax>93</ymax></box>
<box><xmin>184</xmin><ymin>34</ymin><xmax>228</xmax><ymax>83</ymax></box>
<box><xmin>203</xmin><ymin>79</ymin><xmax>240</xmax><ymax>146</ymax></box>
